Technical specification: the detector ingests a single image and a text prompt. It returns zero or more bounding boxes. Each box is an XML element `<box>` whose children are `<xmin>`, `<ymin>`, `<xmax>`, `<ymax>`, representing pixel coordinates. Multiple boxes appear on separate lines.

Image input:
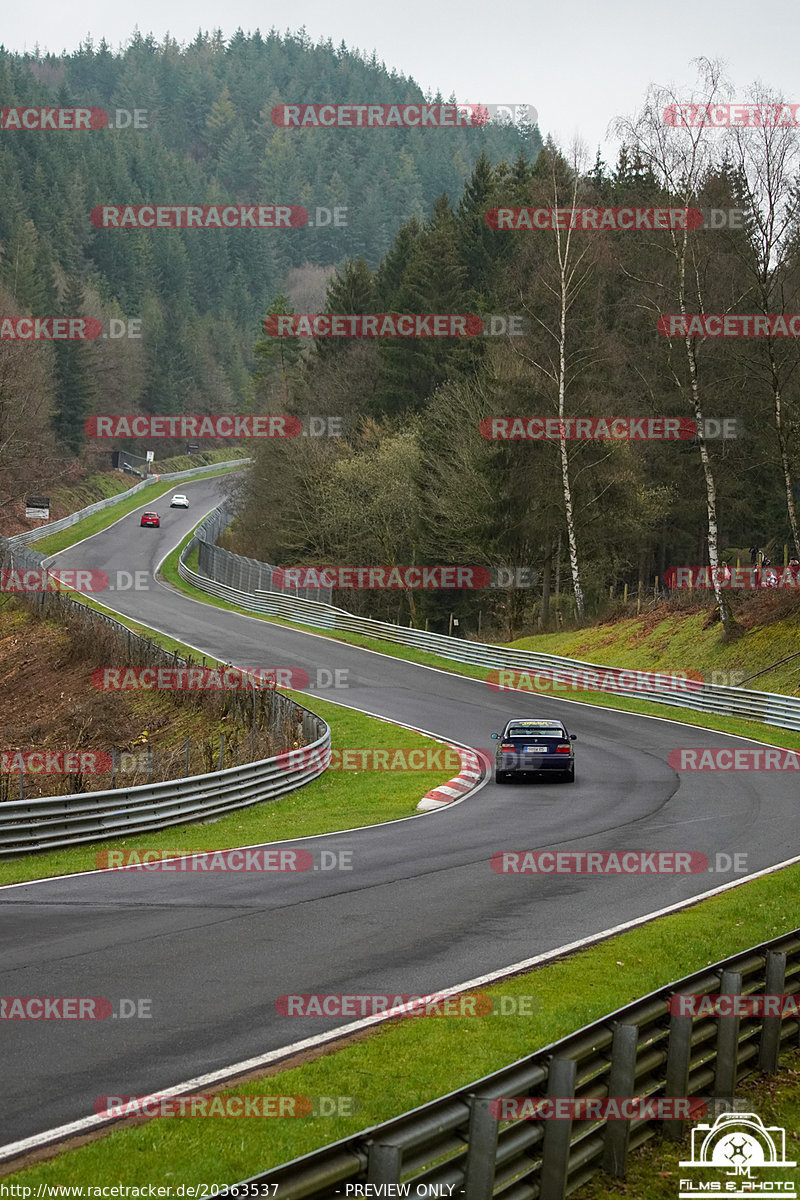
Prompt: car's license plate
<box><xmin>524</xmin><ymin>746</ymin><xmax>547</xmax><ymax>752</ymax></box>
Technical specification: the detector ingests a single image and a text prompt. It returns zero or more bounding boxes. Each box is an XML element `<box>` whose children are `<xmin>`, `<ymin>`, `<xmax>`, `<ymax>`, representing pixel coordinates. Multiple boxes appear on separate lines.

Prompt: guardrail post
<box><xmin>602</xmin><ymin>1023</ymin><xmax>639</xmax><ymax>1177</ymax></box>
<box><xmin>759</xmin><ymin>951</ymin><xmax>787</xmax><ymax>1073</ymax></box>
<box><xmin>540</xmin><ymin>1056</ymin><xmax>576</xmax><ymax>1200</ymax></box>
<box><xmin>366</xmin><ymin>1140</ymin><xmax>402</xmax><ymax>1182</ymax></box>
<box><xmin>463</xmin><ymin>1095</ymin><xmax>498</xmax><ymax>1198</ymax></box>
<box><xmin>663</xmin><ymin>1006</ymin><xmax>693</xmax><ymax>1142</ymax></box>
<box><xmin>715</xmin><ymin>970</ymin><xmax>742</xmax><ymax>1100</ymax></box>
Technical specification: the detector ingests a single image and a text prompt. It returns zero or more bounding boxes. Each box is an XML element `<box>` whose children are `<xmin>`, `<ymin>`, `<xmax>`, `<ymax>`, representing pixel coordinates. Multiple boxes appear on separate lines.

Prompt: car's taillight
<box><xmin>556</xmin><ymin>744</ymin><xmax>571</xmax><ymax>754</ymax></box>
<box><xmin>501</xmin><ymin>743</ymin><xmax>515</xmax><ymax>752</ymax></box>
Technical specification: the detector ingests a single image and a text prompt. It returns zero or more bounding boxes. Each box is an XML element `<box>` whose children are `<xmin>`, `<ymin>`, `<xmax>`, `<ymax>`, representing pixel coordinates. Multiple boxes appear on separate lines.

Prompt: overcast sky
<box><xmin>3</xmin><ymin>0</ymin><xmax>797</xmax><ymax>157</ymax></box>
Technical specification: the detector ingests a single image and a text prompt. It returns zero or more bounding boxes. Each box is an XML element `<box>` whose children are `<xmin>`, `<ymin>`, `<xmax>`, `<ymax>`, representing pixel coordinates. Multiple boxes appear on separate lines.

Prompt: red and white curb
<box><xmin>416</xmin><ymin>748</ymin><xmax>489</xmax><ymax>811</ymax></box>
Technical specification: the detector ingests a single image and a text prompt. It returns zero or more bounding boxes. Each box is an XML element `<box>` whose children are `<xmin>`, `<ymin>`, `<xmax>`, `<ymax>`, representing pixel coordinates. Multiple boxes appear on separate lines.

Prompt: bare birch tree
<box><xmin>510</xmin><ymin>139</ymin><xmax>603</xmax><ymax>620</ymax></box>
<box><xmin>615</xmin><ymin>58</ymin><xmax>739</xmax><ymax>634</ymax></box>
<box><xmin>726</xmin><ymin>83</ymin><xmax>800</xmax><ymax>556</ymax></box>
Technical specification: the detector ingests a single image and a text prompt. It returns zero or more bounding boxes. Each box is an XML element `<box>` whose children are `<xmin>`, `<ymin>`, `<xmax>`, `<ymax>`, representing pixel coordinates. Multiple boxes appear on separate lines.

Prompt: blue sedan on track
<box><xmin>492</xmin><ymin>718</ymin><xmax>577</xmax><ymax>784</ymax></box>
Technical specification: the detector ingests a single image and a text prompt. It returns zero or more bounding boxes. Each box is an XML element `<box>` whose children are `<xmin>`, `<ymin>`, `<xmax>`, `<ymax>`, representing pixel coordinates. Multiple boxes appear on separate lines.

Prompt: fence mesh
<box><xmin>195</xmin><ymin>506</ymin><xmax>333</xmax><ymax>603</ymax></box>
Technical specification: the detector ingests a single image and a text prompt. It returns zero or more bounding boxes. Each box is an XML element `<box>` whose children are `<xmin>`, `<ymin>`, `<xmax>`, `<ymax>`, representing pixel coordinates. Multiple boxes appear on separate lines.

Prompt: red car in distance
<box><xmin>140</xmin><ymin>511</ymin><xmax>160</xmax><ymax>528</ymax></box>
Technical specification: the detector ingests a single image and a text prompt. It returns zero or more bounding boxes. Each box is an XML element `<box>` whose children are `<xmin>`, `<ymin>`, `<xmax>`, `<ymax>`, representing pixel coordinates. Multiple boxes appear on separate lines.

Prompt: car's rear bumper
<box><xmin>496</xmin><ymin>755</ymin><xmax>573</xmax><ymax>775</ymax></box>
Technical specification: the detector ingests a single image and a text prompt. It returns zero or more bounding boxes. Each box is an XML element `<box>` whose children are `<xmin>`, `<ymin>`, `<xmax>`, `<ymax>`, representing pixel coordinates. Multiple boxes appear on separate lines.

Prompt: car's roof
<box><xmin>143</xmin><ymin>511</ymin><xmax>159</xmax><ymax>516</ymax></box>
<box><xmin>505</xmin><ymin>719</ymin><xmax>567</xmax><ymax>733</ymax></box>
<box><xmin>506</xmin><ymin>718</ymin><xmax>564</xmax><ymax>726</ymax></box>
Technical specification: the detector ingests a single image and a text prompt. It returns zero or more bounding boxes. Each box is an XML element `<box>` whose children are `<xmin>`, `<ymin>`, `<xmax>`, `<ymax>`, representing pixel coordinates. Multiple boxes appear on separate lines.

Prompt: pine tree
<box><xmin>52</xmin><ymin>276</ymin><xmax>96</xmax><ymax>452</ymax></box>
<box><xmin>254</xmin><ymin>294</ymin><xmax>302</xmax><ymax>402</ymax></box>
<box><xmin>205</xmin><ymin>86</ymin><xmax>238</xmax><ymax>157</ymax></box>
<box><xmin>376</xmin><ymin>195</ymin><xmax>482</xmax><ymax>414</ymax></box>
<box><xmin>457</xmin><ymin>151</ymin><xmax>505</xmax><ymax>298</ymax></box>
<box><xmin>217</xmin><ymin>128</ymin><xmax>259</xmax><ymax>196</ymax></box>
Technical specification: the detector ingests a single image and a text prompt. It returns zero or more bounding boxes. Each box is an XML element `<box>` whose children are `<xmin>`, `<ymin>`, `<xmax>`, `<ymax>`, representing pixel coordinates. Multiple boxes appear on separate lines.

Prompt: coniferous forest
<box><xmin>2</xmin><ymin>38</ymin><xmax>799</xmax><ymax>636</ymax></box>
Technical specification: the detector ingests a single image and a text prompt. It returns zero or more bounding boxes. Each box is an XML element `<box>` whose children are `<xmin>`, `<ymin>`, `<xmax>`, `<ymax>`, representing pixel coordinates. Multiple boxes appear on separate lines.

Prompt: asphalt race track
<box><xmin>1</xmin><ymin>475</ymin><xmax>795</xmax><ymax>1150</ymax></box>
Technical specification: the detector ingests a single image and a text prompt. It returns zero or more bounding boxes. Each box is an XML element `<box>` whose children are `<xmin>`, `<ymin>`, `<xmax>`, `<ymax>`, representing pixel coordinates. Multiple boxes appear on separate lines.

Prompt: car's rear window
<box><xmin>507</xmin><ymin>725</ymin><xmax>565</xmax><ymax>739</ymax></box>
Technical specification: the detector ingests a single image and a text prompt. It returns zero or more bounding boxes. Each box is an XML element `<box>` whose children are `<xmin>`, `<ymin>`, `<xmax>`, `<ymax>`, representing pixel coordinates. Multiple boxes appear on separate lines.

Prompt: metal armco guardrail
<box><xmin>180</xmin><ymin>505</ymin><xmax>800</xmax><ymax>733</ymax></box>
<box><xmin>0</xmin><ymin>530</ymin><xmax>330</xmax><ymax>858</ymax></box>
<box><xmin>216</xmin><ymin>928</ymin><xmax>800</xmax><ymax>1198</ymax></box>
<box><xmin>7</xmin><ymin>457</ymin><xmax>250</xmax><ymax>545</ymax></box>
<box><xmin>0</xmin><ymin>712</ymin><xmax>329</xmax><ymax>858</ymax></box>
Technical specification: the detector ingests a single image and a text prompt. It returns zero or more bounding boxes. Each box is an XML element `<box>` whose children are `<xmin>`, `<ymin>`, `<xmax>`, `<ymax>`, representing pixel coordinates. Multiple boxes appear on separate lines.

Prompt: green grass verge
<box><xmin>32</xmin><ymin>461</ymin><xmax>248</xmax><ymax>557</ymax></box>
<box><xmin>511</xmin><ymin>607</ymin><xmax>800</xmax><ymax>697</ymax></box>
<box><xmin>49</xmin><ymin>471</ymin><xmax>136</xmax><ymax>516</ymax></box>
<box><xmin>4</xmin><ymin>864</ymin><xmax>799</xmax><ymax>1185</ymax></box>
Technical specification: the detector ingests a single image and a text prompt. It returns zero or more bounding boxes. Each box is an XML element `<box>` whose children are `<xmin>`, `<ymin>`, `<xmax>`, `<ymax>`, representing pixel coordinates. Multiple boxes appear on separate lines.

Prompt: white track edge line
<box><xmin>4</xmin><ymin>848</ymin><xmax>800</xmax><ymax>1163</ymax></box>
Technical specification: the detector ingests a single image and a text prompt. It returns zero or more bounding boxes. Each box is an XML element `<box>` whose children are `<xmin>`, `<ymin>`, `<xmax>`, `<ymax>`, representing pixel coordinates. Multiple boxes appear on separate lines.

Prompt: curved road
<box><xmin>1</xmin><ymin>476</ymin><xmax>795</xmax><ymax>1152</ymax></box>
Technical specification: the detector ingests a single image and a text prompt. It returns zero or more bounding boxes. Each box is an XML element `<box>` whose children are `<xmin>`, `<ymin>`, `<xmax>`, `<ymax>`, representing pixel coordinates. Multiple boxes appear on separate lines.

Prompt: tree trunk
<box><xmin>557</xmin><ymin>263</ymin><xmax>585</xmax><ymax>621</ymax></box>
<box><xmin>768</xmin><ymin>342</ymin><xmax>800</xmax><ymax>558</ymax></box>
<box><xmin>540</xmin><ymin>547</ymin><xmax>552</xmax><ymax>630</ymax></box>
<box><xmin>682</xmin><ymin>333</ymin><xmax>733</xmax><ymax>634</ymax></box>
